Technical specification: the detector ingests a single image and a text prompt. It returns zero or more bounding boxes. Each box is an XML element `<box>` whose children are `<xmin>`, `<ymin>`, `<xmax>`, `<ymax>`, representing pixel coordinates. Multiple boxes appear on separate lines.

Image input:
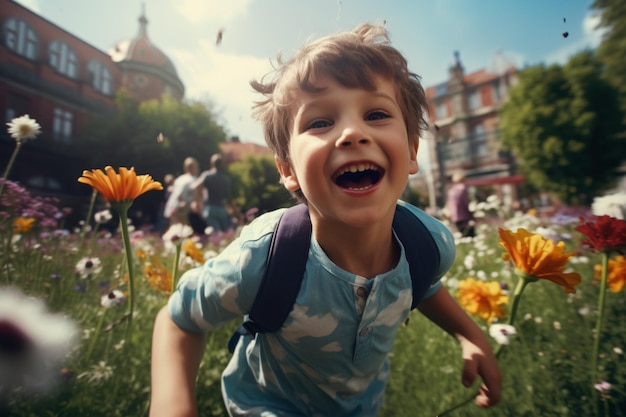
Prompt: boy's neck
<box><xmin>313</xmin><ymin>217</ymin><xmax>400</xmax><ymax>279</ymax></box>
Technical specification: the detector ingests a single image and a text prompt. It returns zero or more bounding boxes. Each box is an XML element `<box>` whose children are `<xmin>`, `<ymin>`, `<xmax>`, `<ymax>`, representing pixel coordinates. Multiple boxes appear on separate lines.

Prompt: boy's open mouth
<box><xmin>332</xmin><ymin>163</ymin><xmax>382</xmax><ymax>191</ymax></box>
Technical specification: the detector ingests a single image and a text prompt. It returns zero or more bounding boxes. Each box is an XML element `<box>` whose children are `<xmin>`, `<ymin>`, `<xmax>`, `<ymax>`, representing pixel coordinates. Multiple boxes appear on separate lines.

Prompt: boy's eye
<box><xmin>305</xmin><ymin>119</ymin><xmax>332</xmax><ymax>130</ymax></box>
<box><xmin>366</xmin><ymin>111</ymin><xmax>389</xmax><ymax>121</ymax></box>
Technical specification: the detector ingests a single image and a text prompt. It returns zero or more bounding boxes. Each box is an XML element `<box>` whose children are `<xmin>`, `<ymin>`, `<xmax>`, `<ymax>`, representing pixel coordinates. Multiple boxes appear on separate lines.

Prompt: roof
<box><xmin>108</xmin><ymin>8</ymin><xmax>181</xmax><ymax>81</ymax></box>
<box><xmin>426</xmin><ymin>66</ymin><xmax>516</xmax><ymax>99</ymax></box>
<box><xmin>219</xmin><ymin>142</ymin><xmax>273</xmax><ymax>163</ymax></box>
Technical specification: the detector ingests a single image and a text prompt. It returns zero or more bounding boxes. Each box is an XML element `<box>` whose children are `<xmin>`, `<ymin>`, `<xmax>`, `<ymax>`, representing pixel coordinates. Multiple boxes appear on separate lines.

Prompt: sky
<box><xmin>14</xmin><ymin>0</ymin><xmax>604</xmax><ymax>168</ymax></box>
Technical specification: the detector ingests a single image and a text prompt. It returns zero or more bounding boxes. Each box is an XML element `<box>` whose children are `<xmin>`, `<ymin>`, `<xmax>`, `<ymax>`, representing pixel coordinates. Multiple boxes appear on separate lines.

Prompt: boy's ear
<box><xmin>408</xmin><ymin>138</ymin><xmax>419</xmax><ymax>175</ymax></box>
<box><xmin>275</xmin><ymin>156</ymin><xmax>300</xmax><ymax>192</ymax></box>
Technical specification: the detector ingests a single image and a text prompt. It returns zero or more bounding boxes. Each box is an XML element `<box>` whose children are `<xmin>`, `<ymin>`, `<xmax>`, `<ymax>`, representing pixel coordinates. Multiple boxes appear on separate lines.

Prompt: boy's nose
<box><xmin>335</xmin><ymin>126</ymin><xmax>371</xmax><ymax>148</ymax></box>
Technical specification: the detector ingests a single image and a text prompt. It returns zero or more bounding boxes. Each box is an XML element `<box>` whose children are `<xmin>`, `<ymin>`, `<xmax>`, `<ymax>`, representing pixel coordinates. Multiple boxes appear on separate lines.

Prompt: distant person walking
<box><xmin>163</xmin><ymin>157</ymin><xmax>201</xmax><ymax>227</ymax></box>
<box><xmin>193</xmin><ymin>154</ymin><xmax>235</xmax><ymax>231</ymax></box>
<box><xmin>446</xmin><ymin>171</ymin><xmax>475</xmax><ymax>237</ymax></box>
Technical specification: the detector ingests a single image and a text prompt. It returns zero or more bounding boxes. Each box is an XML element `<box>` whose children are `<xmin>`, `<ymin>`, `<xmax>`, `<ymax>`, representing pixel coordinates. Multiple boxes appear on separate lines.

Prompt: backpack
<box><xmin>228</xmin><ymin>203</ymin><xmax>440</xmax><ymax>353</ymax></box>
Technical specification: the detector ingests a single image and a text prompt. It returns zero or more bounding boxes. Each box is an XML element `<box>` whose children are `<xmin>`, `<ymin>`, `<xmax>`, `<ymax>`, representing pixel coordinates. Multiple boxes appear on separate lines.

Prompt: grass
<box><xmin>0</xmin><ymin>189</ymin><xmax>624</xmax><ymax>417</ymax></box>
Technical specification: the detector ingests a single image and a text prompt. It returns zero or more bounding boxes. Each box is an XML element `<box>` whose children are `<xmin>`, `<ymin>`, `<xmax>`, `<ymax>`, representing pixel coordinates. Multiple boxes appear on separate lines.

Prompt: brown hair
<box><xmin>251</xmin><ymin>23</ymin><xmax>428</xmax><ymax>163</ymax></box>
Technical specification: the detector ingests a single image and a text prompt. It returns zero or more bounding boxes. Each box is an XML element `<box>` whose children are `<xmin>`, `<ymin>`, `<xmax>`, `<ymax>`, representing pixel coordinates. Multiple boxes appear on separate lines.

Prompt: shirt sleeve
<box><xmin>168</xmin><ymin>212</ymin><xmax>281</xmax><ymax>333</ymax></box>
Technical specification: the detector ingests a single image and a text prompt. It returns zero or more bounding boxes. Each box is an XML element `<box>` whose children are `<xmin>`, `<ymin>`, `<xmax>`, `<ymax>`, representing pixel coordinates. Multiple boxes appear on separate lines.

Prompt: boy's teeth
<box><xmin>343</xmin><ymin>163</ymin><xmax>375</xmax><ymax>174</ymax></box>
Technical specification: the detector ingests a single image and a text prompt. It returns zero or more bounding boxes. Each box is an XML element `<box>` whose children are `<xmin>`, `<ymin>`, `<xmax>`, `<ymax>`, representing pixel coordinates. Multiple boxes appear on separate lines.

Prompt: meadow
<box><xmin>0</xmin><ymin>170</ymin><xmax>625</xmax><ymax>417</ymax></box>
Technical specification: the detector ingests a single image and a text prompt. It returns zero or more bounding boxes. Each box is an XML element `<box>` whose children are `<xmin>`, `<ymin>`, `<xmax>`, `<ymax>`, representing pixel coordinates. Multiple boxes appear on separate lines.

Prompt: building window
<box><xmin>3</xmin><ymin>17</ymin><xmax>38</xmax><ymax>60</ymax></box>
<box><xmin>26</xmin><ymin>176</ymin><xmax>62</xmax><ymax>191</ymax></box>
<box><xmin>471</xmin><ymin>124</ymin><xmax>488</xmax><ymax>156</ymax></box>
<box><xmin>48</xmin><ymin>40</ymin><xmax>78</xmax><ymax>79</ymax></box>
<box><xmin>443</xmin><ymin>139</ymin><xmax>469</xmax><ymax>162</ymax></box>
<box><xmin>53</xmin><ymin>108</ymin><xmax>73</xmax><ymax>143</ymax></box>
<box><xmin>492</xmin><ymin>81</ymin><xmax>502</xmax><ymax>102</ymax></box>
<box><xmin>436</xmin><ymin>102</ymin><xmax>447</xmax><ymax>119</ymax></box>
<box><xmin>87</xmin><ymin>60</ymin><xmax>113</xmax><ymax>95</ymax></box>
<box><xmin>434</xmin><ymin>83</ymin><xmax>447</xmax><ymax>98</ymax></box>
<box><xmin>5</xmin><ymin>93</ymin><xmax>30</xmax><ymax>122</ymax></box>
<box><xmin>468</xmin><ymin>90</ymin><xmax>481</xmax><ymax>110</ymax></box>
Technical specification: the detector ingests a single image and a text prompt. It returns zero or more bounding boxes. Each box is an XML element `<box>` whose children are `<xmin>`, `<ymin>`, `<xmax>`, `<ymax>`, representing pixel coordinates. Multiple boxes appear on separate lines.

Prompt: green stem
<box><xmin>80</xmin><ymin>189</ymin><xmax>98</xmax><ymax>242</ymax></box>
<box><xmin>507</xmin><ymin>274</ymin><xmax>530</xmax><ymax>327</ymax></box>
<box><xmin>0</xmin><ymin>142</ymin><xmax>22</xmax><ymax>198</ymax></box>
<box><xmin>84</xmin><ymin>308</ymin><xmax>107</xmax><ymax>363</ymax></box>
<box><xmin>438</xmin><ymin>273</ymin><xmax>530</xmax><ymax>417</ymax></box>
<box><xmin>171</xmin><ymin>241</ymin><xmax>182</xmax><ymax>294</ymax></box>
<box><xmin>591</xmin><ymin>251</ymin><xmax>609</xmax><ymax>411</ymax></box>
<box><xmin>115</xmin><ymin>203</ymin><xmax>135</xmax><ymax>325</ymax></box>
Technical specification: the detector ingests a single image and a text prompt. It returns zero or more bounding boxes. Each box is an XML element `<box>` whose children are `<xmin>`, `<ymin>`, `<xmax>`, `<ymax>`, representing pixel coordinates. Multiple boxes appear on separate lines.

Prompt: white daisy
<box><xmin>162</xmin><ymin>223</ymin><xmax>193</xmax><ymax>251</ymax></box>
<box><xmin>0</xmin><ymin>287</ymin><xmax>78</xmax><ymax>396</ymax></box>
<box><xmin>592</xmin><ymin>192</ymin><xmax>626</xmax><ymax>220</ymax></box>
<box><xmin>94</xmin><ymin>209</ymin><xmax>113</xmax><ymax>224</ymax></box>
<box><xmin>75</xmin><ymin>257</ymin><xmax>103</xmax><ymax>279</ymax></box>
<box><xmin>100</xmin><ymin>290</ymin><xmax>126</xmax><ymax>309</ymax></box>
<box><xmin>163</xmin><ymin>223</ymin><xmax>193</xmax><ymax>241</ymax></box>
<box><xmin>6</xmin><ymin>115</ymin><xmax>41</xmax><ymax>143</ymax></box>
<box><xmin>489</xmin><ymin>323</ymin><xmax>517</xmax><ymax>345</ymax></box>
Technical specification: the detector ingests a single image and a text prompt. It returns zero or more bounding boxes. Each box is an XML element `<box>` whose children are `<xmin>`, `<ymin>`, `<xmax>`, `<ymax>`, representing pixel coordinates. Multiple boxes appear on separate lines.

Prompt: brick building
<box><xmin>0</xmin><ymin>0</ymin><xmax>184</xmax><ymax>209</ymax></box>
<box><xmin>423</xmin><ymin>51</ymin><xmax>522</xmax><ymax>209</ymax></box>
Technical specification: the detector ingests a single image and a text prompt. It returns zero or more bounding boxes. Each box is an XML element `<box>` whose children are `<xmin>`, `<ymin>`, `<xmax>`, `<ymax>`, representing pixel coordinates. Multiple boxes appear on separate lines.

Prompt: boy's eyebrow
<box><xmin>297</xmin><ymin>89</ymin><xmax>398</xmax><ymax>115</ymax></box>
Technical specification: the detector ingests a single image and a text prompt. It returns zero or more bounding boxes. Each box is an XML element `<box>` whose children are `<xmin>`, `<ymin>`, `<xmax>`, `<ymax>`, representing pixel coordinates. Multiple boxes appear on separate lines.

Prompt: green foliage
<box><xmin>593</xmin><ymin>0</ymin><xmax>626</xmax><ymax>118</ymax></box>
<box><xmin>2</xmin><ymin>189</ymin><xmax>625</xmax><ymax>416</ymax></box>
<box><xmin>401</xmin><ymin>185</ymin><xmax>429</xmax><ymax>209</ymax></box>
<box><xmin>78</xmin><ymin>92</ymin><xmax>226</xmax><ymax>179</ymax></box>
<box><xmin>500</xmin><ymin>51</ymin><xmax>625</xmax><ymax>205</ymax></box>
<box><xmin>382</xmin><ymin>220</ymin><xmax>626</xmax><ymax>417</ymax></box>
<box><xmin>227</xmin><ymin>155</ymin><xmax>294</xmax><ymax>214</ymax></box>
<box><xmin>74</xmin><ymin>91</ymin><xmax>228</xmax><ymax>223</ymax></box>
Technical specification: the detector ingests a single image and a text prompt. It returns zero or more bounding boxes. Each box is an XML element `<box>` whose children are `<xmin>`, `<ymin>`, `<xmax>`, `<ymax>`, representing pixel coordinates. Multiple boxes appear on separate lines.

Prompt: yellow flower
<box><xmin>594</xmin><ymin>255</ymin><xmax>626</xmax><ymax>293</ymax></box>
<box><xmin>13</xmin><ymin>217</ymin><xmax>35</xmax><ymax>233</ymax></box>
<box><xmin>78</xmin><ymin>166</ymin><xmax>162</xmax><ymax>203</ymax></box>
<box><xmin>498</xmin><ymin>227</ymin><xmax>582</xmax><ymax>294</ymax></box>
<box><xmin>183</xmin><ymin>239</ymin><xmax>205</xmax><ymax>264</ymax></box>
<box><xmin>458</xmin><ymin>278</ymin><xmax>509</xmax><ymax>324</ymax></box>
<box><xmin>135</xmin><ymin>248</ymin><xmax>149</xmax><ymax>262</ymax></box>
<box><xmin>144</xmin><ymin>261</ymin><xmax>173</xmax><ymax>294</ymax></box>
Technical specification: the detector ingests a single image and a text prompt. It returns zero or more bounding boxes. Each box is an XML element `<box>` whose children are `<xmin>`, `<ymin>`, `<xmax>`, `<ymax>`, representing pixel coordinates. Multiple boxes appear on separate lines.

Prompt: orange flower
<box><xmin>498</xmin><ymin>227</ymin><xmax>582</xmax><ymax>294</ymax></box>
<box><xmin>183</xmin><ymin>239</ymin><xmax>205</xmax><ymax>264</ymax></box>
<box><xmin>594</xmin><ymin>255</ymin><xmax>626</xmax><ymax>293</ymax></box>
<box><xmin>144</xmin><ymin>262</ymin><xmax>173</xmax><ymax>294</ymax></box>
<box><xmin>78</xmin><ymin>166</ymin><xmax>162</xmax><ymax>203</ymax></box>
<box><xmin>13</xmin><ymin>217</ymin><xmax>35</xmax><ymax>233</ymax></box>
<box><xmin>457</xmin><ymin>278</ymin><xmax>509</xmax><ymax>323</ymax></box>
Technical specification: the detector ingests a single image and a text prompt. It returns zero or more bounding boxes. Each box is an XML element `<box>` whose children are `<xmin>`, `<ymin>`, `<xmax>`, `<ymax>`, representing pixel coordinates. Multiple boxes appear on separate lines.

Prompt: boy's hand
<box><xmin>459</xmin><ymin>338</ymin><xmax>502</xmax><ymax>407</ymax></box>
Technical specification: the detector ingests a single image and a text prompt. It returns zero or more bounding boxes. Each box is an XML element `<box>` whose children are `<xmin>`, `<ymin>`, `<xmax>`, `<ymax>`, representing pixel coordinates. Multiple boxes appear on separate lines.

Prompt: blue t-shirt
<box><xmin>169</xmin><ymin>201</ymin><xmax>455</xmax><ymax>416</ymax></box>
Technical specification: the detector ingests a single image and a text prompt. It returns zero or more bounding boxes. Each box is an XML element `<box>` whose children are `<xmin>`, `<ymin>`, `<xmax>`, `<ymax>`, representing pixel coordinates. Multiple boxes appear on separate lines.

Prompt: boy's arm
<box><xmin>417</xmin><ymin>286</ymin><xmax>502</xmax><ymax>407</ymax></box>
<box><xmin>150</xmin><ymin>306</ymin><xmax>207</xmax><ymax>417</ymax></box>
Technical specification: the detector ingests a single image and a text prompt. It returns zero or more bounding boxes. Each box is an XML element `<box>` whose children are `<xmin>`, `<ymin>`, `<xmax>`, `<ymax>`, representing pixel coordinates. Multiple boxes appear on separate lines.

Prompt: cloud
<box><xmin>15</xmin><ymin>0</ymin><xmax>41</xmax><ymax>13</ymax></box>
<box><xmin>169</xmin><ymin>39</ymin><xmax>272</xmax><ymax>143</ymax></box>
<box><xmin>173</xmin><ymin>0</ymin><xmax>252</xmax><ymax>24</ymax></box>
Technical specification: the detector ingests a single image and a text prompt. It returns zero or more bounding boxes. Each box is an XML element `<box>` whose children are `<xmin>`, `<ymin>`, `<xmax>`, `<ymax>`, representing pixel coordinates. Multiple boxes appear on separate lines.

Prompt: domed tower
<box><xmin>109</xmin><ymin>5</ymin><xmax>185</xmax><ymax>101</ymax></box>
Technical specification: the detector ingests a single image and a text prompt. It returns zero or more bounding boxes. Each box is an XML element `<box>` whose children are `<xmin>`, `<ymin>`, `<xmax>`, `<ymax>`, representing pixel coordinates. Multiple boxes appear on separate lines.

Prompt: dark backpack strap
<box><xmin>228</xmin><ymin>204</ymin><xmax>311</xmax><ymax>353</ymax></box>
<box><xmin>393</xmin><ymin>204</ymin><xmax>441</xmax><ymax>310</ymax></box>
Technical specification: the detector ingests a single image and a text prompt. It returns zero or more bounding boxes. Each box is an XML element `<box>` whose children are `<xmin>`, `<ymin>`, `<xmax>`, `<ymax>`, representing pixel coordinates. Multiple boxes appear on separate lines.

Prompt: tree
<box><xmin>500</xmin><ymin>51</ymin><xmax>625</xmax><ymax>205</ymax></box>
<box><xmin>75</xmin><ymin>91</ymin><xmax>228</xmax><ymax>224</ymax></box>
<box><xmin>228</xmin><ymin>155</ymin><xmax>293</xmax><ymax>215</ymax></box>
<box><xmin>592</xmin><ymin>0</ymin><xmax>626</xmax><ymax>117</ymax></box>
